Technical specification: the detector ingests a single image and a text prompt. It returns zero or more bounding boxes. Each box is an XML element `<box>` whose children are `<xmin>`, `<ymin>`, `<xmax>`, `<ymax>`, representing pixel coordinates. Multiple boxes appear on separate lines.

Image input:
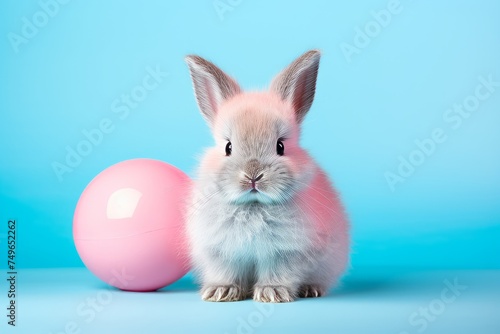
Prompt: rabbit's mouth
<box><xmin>230</xmin><ymin>187</ymin><xmax>280</xmax><ymax>206</ymax></box>
<box><xmin>245</xmin><ymin>188</ymin><xmax>262</xmax><ymax>199</ymax></box>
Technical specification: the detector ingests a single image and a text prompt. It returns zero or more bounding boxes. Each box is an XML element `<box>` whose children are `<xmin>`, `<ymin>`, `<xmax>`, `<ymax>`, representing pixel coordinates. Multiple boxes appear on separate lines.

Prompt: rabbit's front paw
<box><xmin>253</xmin><ymin>285</ymin><xmax>295</xmax><ymax>303</ymax></box>
<box><xmin>201</xmin><ymin>284</ymin><xmax>246</xmax><ymax>302</ymax></box>
<box><xmin>298</xmin><ymin>284</ymin><xmax>326</xmax><ymax>298</ymax></box>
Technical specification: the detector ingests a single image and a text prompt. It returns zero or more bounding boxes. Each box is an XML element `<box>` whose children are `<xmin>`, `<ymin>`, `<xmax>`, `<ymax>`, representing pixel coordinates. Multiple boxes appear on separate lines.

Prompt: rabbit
<box><xmin>184</xmin><ymin>50</ymin><xmax>350</xmax><ymax>303</ymax></box>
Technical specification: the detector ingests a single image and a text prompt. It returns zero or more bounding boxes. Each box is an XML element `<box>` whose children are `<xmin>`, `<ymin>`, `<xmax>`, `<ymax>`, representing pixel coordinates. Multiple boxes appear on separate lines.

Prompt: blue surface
<box><xmin>0</xmin><ymin>1</ymin><xmax>499</xmax><ymax>332</ymax></box>
<box><xmin>1</xmin><ymin>268</ymin><xmax>499</xmax><ymax>333</ymax></box>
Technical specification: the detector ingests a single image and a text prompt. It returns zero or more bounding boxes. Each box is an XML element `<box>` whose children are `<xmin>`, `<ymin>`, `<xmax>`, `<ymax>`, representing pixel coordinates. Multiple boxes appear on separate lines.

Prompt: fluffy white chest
<box><xmin>192</xmin><ymin>199</ymin><xmax>311</xmax><ymax>262</ymax></box>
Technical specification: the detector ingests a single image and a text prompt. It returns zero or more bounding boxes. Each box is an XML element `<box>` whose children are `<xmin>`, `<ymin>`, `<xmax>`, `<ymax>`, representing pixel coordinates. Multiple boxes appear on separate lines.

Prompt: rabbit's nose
<box><xmin>244</xmin><ymin>159</ymin><xmax>264</xmax><ymax>188</ymax></box>
<box><xmin>244</xmin><ymin>173</ymin><xmax>264</xmax><ymax>189</ymax></box>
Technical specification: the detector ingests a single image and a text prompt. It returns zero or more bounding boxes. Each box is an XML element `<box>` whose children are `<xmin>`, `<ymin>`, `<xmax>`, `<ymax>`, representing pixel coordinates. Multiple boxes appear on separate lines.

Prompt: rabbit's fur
<box><xmin>185</xmin><ymin>50</ymin><xmax>349</xmax><ymax>302</ymax></box>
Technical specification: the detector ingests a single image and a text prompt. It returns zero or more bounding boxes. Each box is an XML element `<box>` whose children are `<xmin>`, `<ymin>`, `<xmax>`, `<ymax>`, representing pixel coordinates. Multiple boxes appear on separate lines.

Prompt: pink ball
<box><xmin>73</xmin><ymin>159</ymin><xmax>191</xmax><ymax>292</ymax></box>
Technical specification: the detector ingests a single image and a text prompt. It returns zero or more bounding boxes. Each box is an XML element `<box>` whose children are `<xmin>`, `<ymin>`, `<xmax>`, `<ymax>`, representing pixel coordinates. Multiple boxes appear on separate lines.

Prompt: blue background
<box><xmin>1</xmin><ymin>0</ymin><xmax>499</xmax><ymax>271</ymax></box>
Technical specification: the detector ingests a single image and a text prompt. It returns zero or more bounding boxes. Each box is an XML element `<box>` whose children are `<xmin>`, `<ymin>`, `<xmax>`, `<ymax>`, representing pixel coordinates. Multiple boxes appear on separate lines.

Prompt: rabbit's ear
<box><xmin>185</xmin><ymin>55</ymin><xmax>241</xmax><ymax>126</ymax></box>
<box><xmin>270</xmin><ymin>50</ymin><xmax>321</xmax><ymax>124</ymax></box>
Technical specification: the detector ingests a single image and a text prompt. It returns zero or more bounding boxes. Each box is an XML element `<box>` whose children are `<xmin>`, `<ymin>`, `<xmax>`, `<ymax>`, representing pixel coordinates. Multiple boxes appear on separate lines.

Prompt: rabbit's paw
<box><xmin>201</xmin><ymin>284</ymin><xmax>246</xmax><ymax>302</ymax></box>
<box><xmin>253</xmin><ymin>285</ymin><xmax>295</xmax><ymax>303</ymax></box>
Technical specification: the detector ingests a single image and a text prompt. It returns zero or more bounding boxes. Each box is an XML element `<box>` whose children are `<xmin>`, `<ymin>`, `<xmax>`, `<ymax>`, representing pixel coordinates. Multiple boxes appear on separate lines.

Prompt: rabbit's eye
<box><xmin>277</xmin><ymin>140</ymin><xmax>284</xmax><ymax>156</ymax></box>
<box><xmin>225</xmin><ymin>142</ymin><xmax>232</xmax><ymax>156</ymax></box>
